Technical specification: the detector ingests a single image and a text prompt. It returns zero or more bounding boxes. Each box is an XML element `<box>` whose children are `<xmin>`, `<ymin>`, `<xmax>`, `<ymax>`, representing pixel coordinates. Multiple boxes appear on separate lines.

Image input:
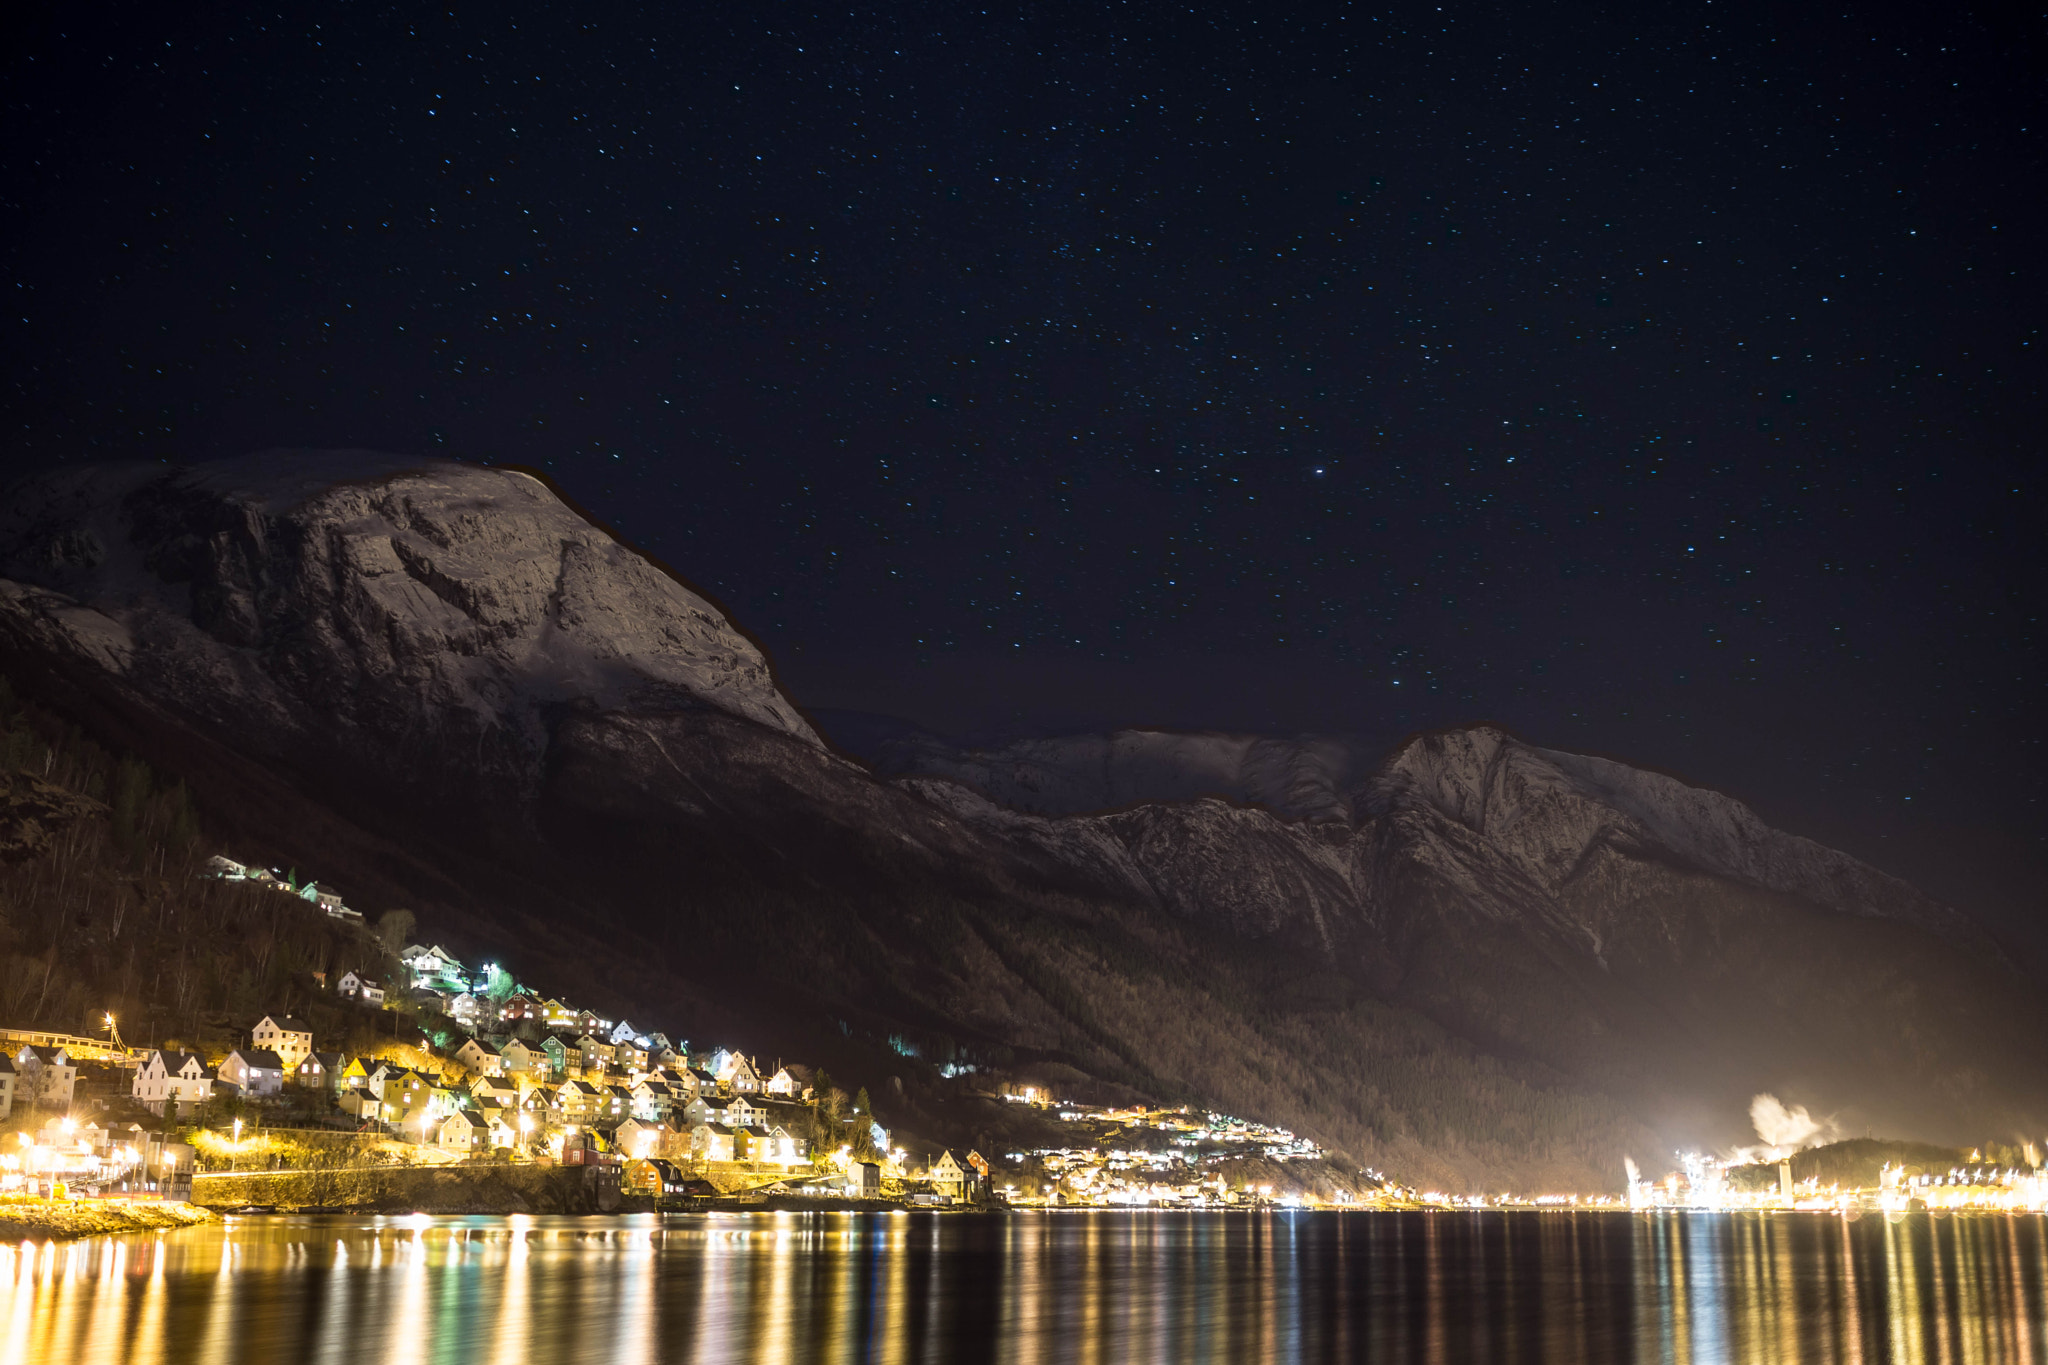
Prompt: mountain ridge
<box><xmin>1</xmin><ymin>450</ymin><xmax>2040</xmax><ymax>1190</ymax></box>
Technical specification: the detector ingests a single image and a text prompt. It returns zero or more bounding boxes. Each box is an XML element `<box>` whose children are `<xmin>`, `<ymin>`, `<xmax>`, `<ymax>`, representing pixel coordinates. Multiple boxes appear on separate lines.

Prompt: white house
<box><xmin>498</xmin><ymin>1037</ymin><xmax>545</xmax><ymax>1079</ymax></box>
<box><xmin>727</xmin><ymin>1055</ymin><xmax>763</xmax><ymax>1094</ymax></box>
<box><xmin>13</xmin><ymin>1045</ymin><xmax>77</xmax><ymax>1109</ymax></box>
<box><xmin>765</xmin><ymin>1066</ymin><xmax>800</xmax><ymax>1097</ymax></box>
<box><xmin>437</xmin><ymin>1110</ymin><xmax>490</xmax><ymax>1153</ymax></box>
<box><xmin>133</xmin><ymin>1050</ymin><xmax>213</xmax><ymax>1117</ymax></box>
<box><xmin>252</xmin><ymin>1015</ymin><xmax>313</xmax><ymax>1071</ymax></box>
<box><xmin>337</xmin><ymin>971</ymin><xmax>386</xmax><ymax>1006</ymax></box>
<box><xmin>399</xmin><ymin>944</ymin><xmax>468</xmax><ymax>991</ymax></box>
<box><xmin>218</xmin><ymin>1049</ymin><xmax>286</xmax><ymax>1098</ymax></box>
<box><xmin>455</xmin><ymin>1037</ymin><xmax>505</xmax><ymax>1077</ymax></box>
<box><xmin>0</xmin><ymin>1055</ymin><xmax>14</xmax><ymax>1121</ymax></box>
<box><xmin>929</xmin><ymin>1150</ymin><xmax>967</xmax><ymax>1202</ymax></box>
<box><xmin>761</xmin><ymin>1126</ymin><xmax>807</xmax><ymax>1168</ymax></box>
<box><xmin>614</xmin><ymin>1116</ymin><xmax>668</xmax><ymax>1160</ymax></box>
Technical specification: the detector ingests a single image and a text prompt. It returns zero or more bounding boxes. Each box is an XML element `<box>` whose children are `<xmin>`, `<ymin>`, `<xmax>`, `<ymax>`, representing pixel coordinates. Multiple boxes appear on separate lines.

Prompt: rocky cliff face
<box><xmin>2</xmin><ymin>451</ymin><xmax>2040</xmax><ymax>1189</ymax></box>
<box><xmin>871</xmin><ymin>727</ymin><xmax>1366</xmax><ymax>822</ymax></box>
<box><xmin>0</xmin><ymin>453</ymin><xmax>814</xmax><ymax>807</ymax></box>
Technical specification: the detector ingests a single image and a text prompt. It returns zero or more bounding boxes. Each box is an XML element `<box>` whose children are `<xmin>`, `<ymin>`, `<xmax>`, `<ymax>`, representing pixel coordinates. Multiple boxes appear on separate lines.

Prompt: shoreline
<box><xmin>0</xmin><ymin>1198</ymin><xmax>215</xmax><ymax>1244</ymax></box>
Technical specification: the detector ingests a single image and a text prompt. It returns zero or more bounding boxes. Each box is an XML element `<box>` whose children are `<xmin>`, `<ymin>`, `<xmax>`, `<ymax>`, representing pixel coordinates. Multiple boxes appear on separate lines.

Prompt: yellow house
<box><xmin>930</xmin><ymin>1150</ymin><xmax>967</xmax><ymax>1202</ymax></box>
<box><xmin>252</xmin><ymin>1016</ymin><xmax>314</xmax><ymax>1071</ymax></box>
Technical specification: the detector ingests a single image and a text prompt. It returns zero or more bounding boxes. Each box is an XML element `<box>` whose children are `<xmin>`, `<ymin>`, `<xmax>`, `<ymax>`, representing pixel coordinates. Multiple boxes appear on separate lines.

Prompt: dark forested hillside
<box><xmin>0</xmin><ymin>677</ymin><xmax>397</xmax><ymax>1055</ymax></box>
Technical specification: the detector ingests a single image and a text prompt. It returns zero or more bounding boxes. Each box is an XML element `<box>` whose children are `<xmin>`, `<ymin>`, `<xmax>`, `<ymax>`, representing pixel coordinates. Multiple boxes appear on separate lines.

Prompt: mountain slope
<box><xmin>1</xmin><ymin>451</ymin><xmax>2040</xmax><ymax>1190</ymax></box>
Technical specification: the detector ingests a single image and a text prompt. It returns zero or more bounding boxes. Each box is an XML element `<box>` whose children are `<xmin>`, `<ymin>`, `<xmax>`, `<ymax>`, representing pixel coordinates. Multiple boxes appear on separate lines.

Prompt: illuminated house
<box><xmin>693</xmin><ymin>1122</ymin><xmax>741</xmax><ymax>1163</ymax></box>
<box><xmin>132</xmin><ymin>1050</ymin><xmax>212</xmax><ymax>1117</ymax></box>
<box><xmin>296</xmin><ymin>1052</ymin><xmax>346</xmax><ymax>1092</ymax></box>
<box><xmin>624</xmin><ymin>1157</ymin><xmax>690</xmax><ymax>1196</ymax></box>
<box><xmin>437</xmin><ymin>1110</ymin><xmax>490</xmax><ymax>1154</ymax></box>
<box><xmin>12</xmin><ymin>1045</ymin><xmax>77</xmax><ymax>1109</ymax></box>
<box><xmin>398</xmin><ymin>944</ymin><xmax>468</xmax><ymax>993</ymax></box>
<box><xmin>498</xmin><ymin>1037</ymin><xmax>546</xmax><ymax>1080</ymax></box>
<box><xmin>575</xmin><ymin>1035</ymin><xmax>616</xmax><ymax>1076</ymax></box>
<box><xmin>218</xmin><ymin>1049</ymin><xmax>286</xmax><ymax>1098</ymax></box>
<box><xmin>553</xmin><ymin>1079</ymin><xmax>603</xmax><ymax>1122</ymax></box>
<box><xmin>336</xmin><ymin>971</ymin><xmax>385</xmax><ymax>1006</ymax></box>
<box><xmin>0</xmin><ymin>1055</ymin><xmax>12</xmax><ymax>1120</ymax></box>
<box><xmin>614</xmin><ymin>1117</ymin><xmax>668</xmax><ymax>1159</ymax></box>
<box><xmin>929</xmin><ymin>1150</ymin><xmax>967</xmax><ymax>1202</ymax></box>
<box><xmin>497</xmin><ymin>993</ymin><xmax>544</xmax><ymax>1028</ymax></box>
<box><xmin>761</xmin><ymin>1126</ymin><xmax>808</xmax><ymax>1168</ymax></box>
<box><xmin>597</xmin><ymin>1084</ymin><xmax>633</xmax><ymax>1124</ymax></box>
<box><xmin>455</xmin><ymin>1037</ymin><xmax>505</xmax><ymax>1077</ymax></box>
<box><xmin>251</xmin><ymin>1015</ymin><xmax>313</xmax><ymax>1071</ymax></box>
<box><xmin>470</xmin><ymin>1072</ymin><xmax>520</xmax><ymax>1109</ymax></box>
<box><xmin>628</xmin><ymin>1078</ymin><xmax>678</xmax><ymax>1122</ymax></box>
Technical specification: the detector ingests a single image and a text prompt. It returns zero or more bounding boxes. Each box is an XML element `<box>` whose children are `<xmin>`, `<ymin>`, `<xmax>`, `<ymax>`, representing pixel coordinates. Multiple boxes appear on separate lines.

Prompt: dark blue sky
<box><xmin>3</xmin><ymin>1</ymin><xmax>2042</xmax><ymax>942</ymax></box>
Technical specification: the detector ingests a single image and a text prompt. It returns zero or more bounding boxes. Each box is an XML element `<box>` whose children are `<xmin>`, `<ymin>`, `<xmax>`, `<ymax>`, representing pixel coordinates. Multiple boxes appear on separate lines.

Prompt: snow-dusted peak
<box><xmin>0</xmin><ymin>452</ymin><xmax>818</xmax><ymax>774</ymax></box>
<box><xmin>871</xmin><ymin>727</ymin><xmax>1362</xmax><ymax>820</ymax></box>
<box><xmin>1362</xmin><ymin>724</ymin><xmax>1959</xmax><ymax>932</ymax></box>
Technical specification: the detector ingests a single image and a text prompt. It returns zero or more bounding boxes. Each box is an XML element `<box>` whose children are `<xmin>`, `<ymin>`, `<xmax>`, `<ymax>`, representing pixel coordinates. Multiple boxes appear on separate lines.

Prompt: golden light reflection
<box><xmin>1</xmin><ymin>1208</ymin><xmax>2046</xmax><ymax>1364</ymax></box>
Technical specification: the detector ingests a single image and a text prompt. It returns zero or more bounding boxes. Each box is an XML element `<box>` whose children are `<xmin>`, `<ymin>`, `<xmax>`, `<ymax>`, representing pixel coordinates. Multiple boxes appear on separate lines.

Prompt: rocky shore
<box><xmin>0</xmin><ymin>1197</ymin><xmax>215</xmax><ymax>1243</ymax></box>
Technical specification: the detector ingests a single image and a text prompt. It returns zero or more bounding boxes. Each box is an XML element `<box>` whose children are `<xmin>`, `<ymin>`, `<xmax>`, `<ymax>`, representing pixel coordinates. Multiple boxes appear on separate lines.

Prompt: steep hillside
<box><xmin>1</xmin><ymin>450</ymin><xmax>2041</xmax><ymax>1192</ymax></box>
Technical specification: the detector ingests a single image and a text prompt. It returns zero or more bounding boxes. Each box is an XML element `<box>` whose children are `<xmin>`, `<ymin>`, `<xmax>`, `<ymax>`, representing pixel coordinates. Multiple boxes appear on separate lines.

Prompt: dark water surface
<box><xmin>4</xmin><ymin>1209</ymin><xmax>2046</xmax><ymax>1363</ymax></box>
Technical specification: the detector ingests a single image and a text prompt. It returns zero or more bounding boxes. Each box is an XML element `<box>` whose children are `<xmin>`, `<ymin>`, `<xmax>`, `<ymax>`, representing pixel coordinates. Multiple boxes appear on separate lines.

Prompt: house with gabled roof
<box><xmin>218</xmin><ymin>1049</ymin><xmax>286</xmax><ymax>1098</ymax></box>
<box><xmin>575</xmin><ymin>1034</ymin><xmax>616</xmax><ymax>1075</ymax></box>
<box><xmin>692</xmin><ymin>1122</ymin><xmax>741</xmax><ymax>1163</ymax></box>
<box><xmin>252</xmin><ymin>1015</ymin><xmax>313</xmax><ymax>1071</ymax></box>
<box><xmin>930</xmin><ymin>1150</ymin><xmax>967</xmax><ymax>1202</ymax></box>
<box><xmin>614</xmin><ymin>1117</ymin><xmax>670</xmax><ymax>1160</ymax></box>
<box><xmin>133</xmin><ymin>1050</ymin><xmax>212</xmax><ymax>1117</ymax></box>
<box><xmin>761</xmin><ymin>1126</ymin><xmax>808</xmax><ymax>1168</ymax></box>
<box><xmin>336</xmin><ymin>970</ymin><xmax>386</xmax><ymax>1006</ymax></box>
<box><xmin>399</xmin><ymin>944</ymin><xmax>468</xmax><ymax>992</ymax></box>
<box><xmin>498</xmin><ymin>1036</ymin><xmax>545</xmax><ymax>1080</ymax></box>
<box><xmin>296</xmin><ymin>1052</ymin><xmax>346</xmax><ymax>1092</ymax></box>
<box><xmin>455</xmin><ymin>1036</ymin><xmax>505</xmax><ymax>1078</ymax></box>
<box><xmin>628</xmin><ymin>1077</ymin><xmax>678</xmax><ymax>1122</ymax></box>
<box><xmin>553</xmin><ymin>1079</ymin><xmax>603</xmax><ymax>1122</ymax></box>
<box><xmin>471</xmin><ymin>1072</ymin><xmax>520</xmax><ymax>1106</ymax></box>
<box><xmin>13</xmin><ymin>1045</ymin><xmax>77</xmax><ymax>1109</ymax></box>
<box><xmin>437</xmin><ymin>1110</ymin><xmax>490</xmax><ymax>1153</ymax></box>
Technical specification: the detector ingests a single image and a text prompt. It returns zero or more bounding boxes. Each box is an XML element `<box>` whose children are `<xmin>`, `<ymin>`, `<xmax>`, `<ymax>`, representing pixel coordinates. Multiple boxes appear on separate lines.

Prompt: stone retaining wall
<box><xmin>190</xmin><ymin>1164</ymin><xmax>627</xmax><ymax>1214</ymax></box>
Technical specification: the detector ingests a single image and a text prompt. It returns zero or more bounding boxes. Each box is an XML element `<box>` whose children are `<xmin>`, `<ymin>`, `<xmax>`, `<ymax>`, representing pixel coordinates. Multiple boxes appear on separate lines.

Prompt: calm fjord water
<box><xmin>4</xmin><ymin>1209</ymin><xmax>2045</xmax><ymax>1364</ymax></box>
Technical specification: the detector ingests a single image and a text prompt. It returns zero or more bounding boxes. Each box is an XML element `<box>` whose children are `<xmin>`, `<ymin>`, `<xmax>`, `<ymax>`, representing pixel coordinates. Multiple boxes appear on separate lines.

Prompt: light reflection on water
<box><xmin>3</xmin><ymin>1209</ymin><xmax>2046</xmax><ymax>1364</ymax></box>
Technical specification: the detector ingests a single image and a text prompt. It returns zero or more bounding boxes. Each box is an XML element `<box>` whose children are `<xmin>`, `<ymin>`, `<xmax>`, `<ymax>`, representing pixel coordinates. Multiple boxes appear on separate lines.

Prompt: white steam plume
<box><xmin>1724</xmin><ymin>1093</ymin><xmax>1840</xmax><ymax>1165</ymax></box>
<box><xmin>1624</xmin><ymin>1156</ymin><xmax>1641</xmax><ymax>1186</ymax></box>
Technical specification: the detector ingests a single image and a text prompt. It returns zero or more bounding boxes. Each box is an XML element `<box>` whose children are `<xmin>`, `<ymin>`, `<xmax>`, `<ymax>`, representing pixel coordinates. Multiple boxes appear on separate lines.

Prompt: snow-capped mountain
<box><xmin>0</xmin><ymin>453</ymin><xmax>815</xmax><ymax>802</ymax></box>
<box><xmin>1</xmin><ymin>450</ymin><xmax>2039</xmax><ymax>1190</ymax></box>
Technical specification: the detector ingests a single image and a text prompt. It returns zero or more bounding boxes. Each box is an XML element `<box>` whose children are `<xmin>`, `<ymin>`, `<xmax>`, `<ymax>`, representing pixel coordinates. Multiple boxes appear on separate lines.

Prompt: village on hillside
<box><xmin>2</xmin><ymin>852</ymin><xmax>1355</xmax><ymax>1211</ymax></box>
<box><xmin>5</xmin><ymin>849</ymin><xmax>2045</xmax><ymax>1216</ymax></box>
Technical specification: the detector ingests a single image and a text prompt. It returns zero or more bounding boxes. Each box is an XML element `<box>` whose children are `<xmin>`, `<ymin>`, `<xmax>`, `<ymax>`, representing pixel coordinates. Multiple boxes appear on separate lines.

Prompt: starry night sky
<box><xmin>4</xmin><ymin>2</ymin><xmax>2043</xmax><ymax>943</ymax></box>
